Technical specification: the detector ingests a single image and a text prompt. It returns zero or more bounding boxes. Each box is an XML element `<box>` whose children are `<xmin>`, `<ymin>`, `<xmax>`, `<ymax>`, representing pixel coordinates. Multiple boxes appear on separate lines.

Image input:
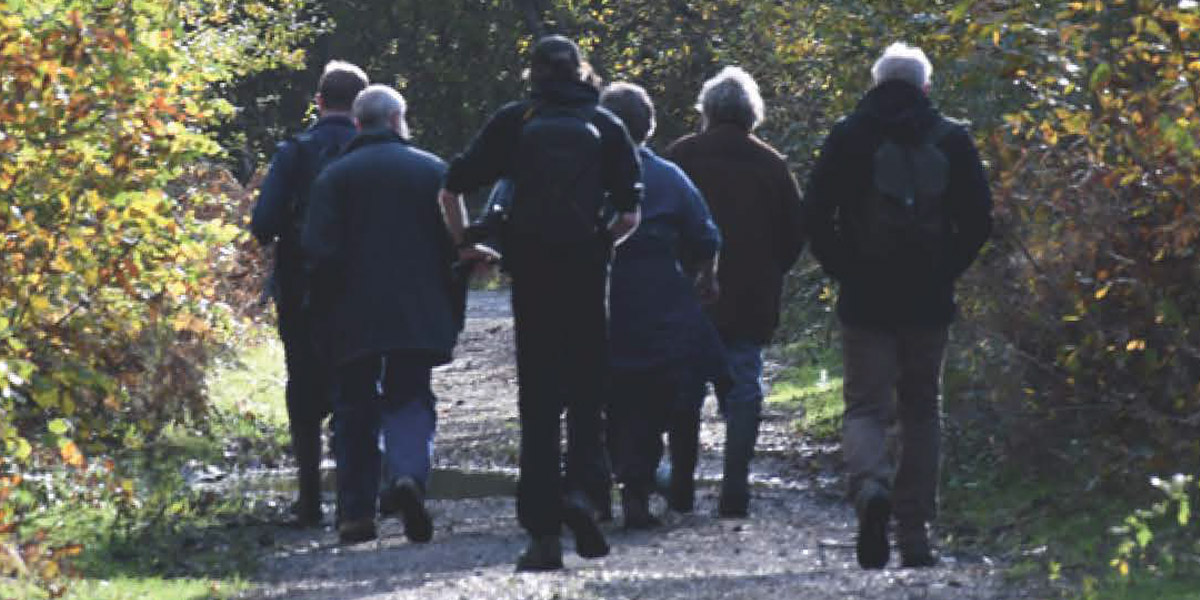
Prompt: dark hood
<box><xmin>345</xmin><ymin>128</ymin><xmax>408</xmax><ymax>154</ymax></box>
<box><xmin>531</xmin><ymin>78</ymin><xmax>600</xmax><ymax>107</ymax></box>
<box><xmin>855</xmin><ymin>80</ymin><xmax>939</xmax><ymax>143</ymax></box>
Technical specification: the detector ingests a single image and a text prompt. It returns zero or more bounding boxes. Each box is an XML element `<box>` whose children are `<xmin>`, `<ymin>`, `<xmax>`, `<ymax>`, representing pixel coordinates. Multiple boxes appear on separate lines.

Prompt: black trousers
<box><xmin>608</xmin><ymin>367</ymin><xmax>676</xmax><ymax>491</ymax></box>
<box><xmin>508</xmin><ymin>237</ymin><xmax>611</xmax><ymax>537</ymax></box>
<box><xmin>276</xmin><ymin>296</ymin><xmax>334</xmax><ymax>516</ymax></box>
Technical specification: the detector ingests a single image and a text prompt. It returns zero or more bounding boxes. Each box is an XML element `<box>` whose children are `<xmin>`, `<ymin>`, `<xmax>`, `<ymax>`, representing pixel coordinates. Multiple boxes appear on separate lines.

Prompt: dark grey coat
<box><xmin>303</xmin><ymin>129</ymin><xmax>459</xmax><ymax>366</ymax></box>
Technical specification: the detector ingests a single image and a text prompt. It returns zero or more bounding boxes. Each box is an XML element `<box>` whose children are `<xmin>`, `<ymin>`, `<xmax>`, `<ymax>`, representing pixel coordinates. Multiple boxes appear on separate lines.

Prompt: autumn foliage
<box><xmin>0</xmin><ymin>0</ymin><xmax>310</xmax><ymax>586</ymax></box>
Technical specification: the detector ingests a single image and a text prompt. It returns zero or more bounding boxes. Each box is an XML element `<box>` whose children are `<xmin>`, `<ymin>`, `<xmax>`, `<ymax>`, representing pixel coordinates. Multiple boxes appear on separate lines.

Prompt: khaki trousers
<box><xmin>841</xmin><ymin>324</ymin><xmax>948</xmax><ymax>532</ymax></box>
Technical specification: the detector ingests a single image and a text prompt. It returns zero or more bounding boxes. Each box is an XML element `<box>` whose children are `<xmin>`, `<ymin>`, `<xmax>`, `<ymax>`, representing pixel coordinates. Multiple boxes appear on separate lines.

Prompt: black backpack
<box><xmin>852</xmin><ymin>118</ymin><xmax>957</xmax><ymax>261</ymax></box>
<box><xmin>509</xmin><ymin>103</ymin><xmax>606</xmax><ymax>243</ymax></box>
<box><xmin>281</xmin><ymin>131</ymin><xmax>344</xmax><ymax>251</ymax></box>
<box><xmin>274</xmin><ymin>131</ymin><xmax>344</xmax><ymax>302</ymax></box>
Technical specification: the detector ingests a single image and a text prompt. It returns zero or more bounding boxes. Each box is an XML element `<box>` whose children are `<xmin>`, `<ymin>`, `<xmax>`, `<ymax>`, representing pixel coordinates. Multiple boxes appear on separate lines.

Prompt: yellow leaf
<box><xmin>59</xmin><ymin>440</ymin><xmax>85</xmax><ymax>468</ymax></box>
<box><xmin>1126</xmin><ymin>339</ymin><xmax>1146</xmax><ymax>352</ymax></box>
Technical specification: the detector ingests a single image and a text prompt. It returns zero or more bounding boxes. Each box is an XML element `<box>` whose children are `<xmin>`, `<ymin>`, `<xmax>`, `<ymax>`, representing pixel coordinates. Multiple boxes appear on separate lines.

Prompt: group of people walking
<box><xmin>251</xmin><ymin>35</ymin><xmax>991</xmax><ymax>573</ymax></box>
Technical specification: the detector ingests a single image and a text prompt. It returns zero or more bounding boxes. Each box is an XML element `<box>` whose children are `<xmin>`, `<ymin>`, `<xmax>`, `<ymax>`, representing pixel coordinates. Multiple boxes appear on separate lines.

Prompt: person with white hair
<box><xmin>303</xmin><ymin>84</ymin><xmax>461</xmax><ymax>545</ymax></box>
<box><xmin>803</xmin><ymin>42</ymin><xmax>993</xmax><ymax>569</ymax></box>
<box><xmin>665</xmin><ymin>66</ymin><xmax>806</xmax><ymax>519</ymax></box>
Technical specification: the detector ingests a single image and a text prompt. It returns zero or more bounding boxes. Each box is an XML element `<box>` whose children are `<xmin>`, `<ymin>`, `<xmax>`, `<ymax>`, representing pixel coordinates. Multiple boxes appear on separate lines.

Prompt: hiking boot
<box><xmin>621</xmin><ymin>487</ymin><xmax>662</xmax><ymax>530</ymax></box>
<box><xmin>515</xmin><ymin>535</ymin><xmax>564</xmax><ymax>572</ymax></box>
<box><xmin>562</xmin><ymin>491</ymin><xmax>610</xmax><ymax>558</ymax></box>
<box><xmin>337</xmin><ymin>517</ymin><xmax>377</xmax><ymax>544</ymax></box>
<box><xmin>898</xmin><ymin>523</ymin><xmax>938</xmax><ymax>568</ymax></box>
<box><xmin>381</xmin><ymin>477</ymin><xmax>433</xmax><ymax>543</ymax></box>
<box><xmin>718</xmin><ymin>405</ymin><xmax>759</xmax><ymax>518</ymax></box>
<box><xmin>855</xmin><ymin>480</ymin><xmax>891</xmax><ymax>570</ymax></box>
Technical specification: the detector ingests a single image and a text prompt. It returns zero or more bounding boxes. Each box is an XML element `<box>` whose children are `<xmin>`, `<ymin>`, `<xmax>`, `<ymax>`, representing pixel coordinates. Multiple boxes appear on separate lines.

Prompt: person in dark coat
<box><xmin>250</xmin><ymin>60</ymin><xmax>367</xmax><ymax>527</ymax></box>
<box><xmin>599</xmin><ymin>82</ymin><xmax>724</xmax><ymax>529</ymax></box>
<box><xmin>665</xmin><ymin>66</ymin><xmax>806</xmax><ymax>517</ymax></box>
<box><xmin>438</xmin><ymin>35</ymin><xmax>643</xmax><ymax>571</ymax></box>
<box><xmin>303</xmin><ymin>85</ymin><xmax>459</xmax><ymax>544</ymax></box>
<box><xmin>803</xmin><ymin>43</ymin><xmax>992</xmax><ymax>569</ymax></box>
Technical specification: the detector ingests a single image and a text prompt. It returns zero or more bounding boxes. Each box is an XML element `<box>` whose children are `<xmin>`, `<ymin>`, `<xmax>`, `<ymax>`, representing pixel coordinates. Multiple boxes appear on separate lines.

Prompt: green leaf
<box><xmin>48</xmin><ymin>418</ymin><xmax>69</xmax><ymax>435</ymax></box>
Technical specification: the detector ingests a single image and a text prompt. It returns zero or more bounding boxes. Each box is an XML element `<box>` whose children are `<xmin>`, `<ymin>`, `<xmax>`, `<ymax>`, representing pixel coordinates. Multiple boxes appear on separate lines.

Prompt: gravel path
<box><xmin>242</xmin><ymin>290</ymin><xmax>1030</xmax><ymax>600</ymax></box>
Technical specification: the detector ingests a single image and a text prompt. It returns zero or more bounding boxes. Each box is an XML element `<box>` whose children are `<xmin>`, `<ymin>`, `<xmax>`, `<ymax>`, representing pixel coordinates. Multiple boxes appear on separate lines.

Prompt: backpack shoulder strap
<box><xmin>923</xmin><ymin>117</ymin><xmax>959</xmax><ymax>146</ymax></box>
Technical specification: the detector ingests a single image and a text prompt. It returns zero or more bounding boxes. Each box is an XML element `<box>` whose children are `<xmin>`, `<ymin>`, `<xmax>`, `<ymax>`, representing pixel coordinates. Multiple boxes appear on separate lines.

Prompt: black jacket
<box><xmin>803</xmin><ymin>80</ymin><xmax>993</xmax><ymax>330</ymax></box>
<box><xmin>251</xmin><ymin>115</ymin><xmax>357</xmax><ymax>304</ymax></box>
<box><xmin>303</xmin><ymin>129</ymin><xmax>459</xmax><ymax>366</ymax></box>
<box><xmin>443</xmin><ymin>79</ymin><xmax>642</xmax><ymax>214</ymax></box>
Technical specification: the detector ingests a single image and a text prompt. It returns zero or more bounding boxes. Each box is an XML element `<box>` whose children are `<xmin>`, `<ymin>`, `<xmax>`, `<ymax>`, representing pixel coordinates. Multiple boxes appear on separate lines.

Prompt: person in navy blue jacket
<box><xmin>250</xmin><ymin>60</ymin><xmax>367</xmax><ymax>527</ymax></box>
<box><xmin>303</xmin><ymin>85</ymin><xmax>460</xmax><ymax>544</ymax></box>
<box><xmin>600</xmin><ymin>82</ymin><xmax>724</xmax><ymax>529</ymax></box>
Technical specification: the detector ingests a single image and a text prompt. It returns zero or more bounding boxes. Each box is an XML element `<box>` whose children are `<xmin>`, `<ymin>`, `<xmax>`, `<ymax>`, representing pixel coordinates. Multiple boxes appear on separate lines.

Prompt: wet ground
<box><xmin>240</xmin><ymin>290</ymin><xmax>1035</xmax><ymax>600</ymax></box>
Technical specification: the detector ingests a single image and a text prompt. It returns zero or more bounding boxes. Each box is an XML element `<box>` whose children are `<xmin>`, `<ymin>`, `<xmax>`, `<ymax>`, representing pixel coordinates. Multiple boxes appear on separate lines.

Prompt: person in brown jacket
<box><xmin>665</xmin><ymin>66</ymin><xmax>806</xmax><ymax>517</ymax></box>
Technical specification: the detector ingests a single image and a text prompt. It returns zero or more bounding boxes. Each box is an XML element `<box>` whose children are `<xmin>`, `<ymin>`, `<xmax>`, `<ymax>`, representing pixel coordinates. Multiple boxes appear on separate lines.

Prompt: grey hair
<box><xmin>871</xmin><ymin>43</ymin><xmax>933</xmax><ymax>89</ymax></box>
<box><xmin>696</xmin><ymin>66</ymin><xmax>764</xmax><ymax>132</ymax></box>
<box><xmin>600</xmin><ymin>82</ymin><xmax>655</xmax><ymax>145</ymax></box>
<box><xmin>352</xmin><ymin>84</ymin><xmax>409</xmax><ymax>138</ymax></box>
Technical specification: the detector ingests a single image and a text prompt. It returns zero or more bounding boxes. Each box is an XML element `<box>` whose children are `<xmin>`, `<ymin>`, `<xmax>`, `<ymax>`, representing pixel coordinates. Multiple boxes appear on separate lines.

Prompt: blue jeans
<box><xmin>335</xmin><ymin>352</ymin><xmax>437</xmax><ymax>522</ymax></box>
<box><xmin>715</xmin><ymin>339</ymin><xmax>765</xmax><ymax>417</ymax></box>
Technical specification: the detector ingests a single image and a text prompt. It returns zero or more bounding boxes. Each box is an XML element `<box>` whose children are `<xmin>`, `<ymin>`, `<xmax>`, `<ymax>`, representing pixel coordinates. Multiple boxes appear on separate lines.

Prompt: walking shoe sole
<box><xmin>856</xmin><ymin>493</ymin><xmax>891</xmax><ymax>570</ymax></box>
<box><xmin>563</xmin><ymin>504</ymin><xmax>609</xmax><ymax>558</ymax></box>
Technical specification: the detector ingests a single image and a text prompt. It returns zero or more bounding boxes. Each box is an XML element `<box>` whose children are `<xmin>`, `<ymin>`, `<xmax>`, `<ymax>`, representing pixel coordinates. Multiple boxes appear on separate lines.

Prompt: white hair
<box><xmin>871</xmin><ymin>43</ymin><xmax>933</xmax><ymax>89</ymax></box>
<box><xmin>696</xmin><ymin>66</ymin><xmax>765</xmax><ymax>132</ymax></box>
<box><xmin>352</xmin><ymin>84</ymin><xmax>409</xmax><ymax>138</ymax></box>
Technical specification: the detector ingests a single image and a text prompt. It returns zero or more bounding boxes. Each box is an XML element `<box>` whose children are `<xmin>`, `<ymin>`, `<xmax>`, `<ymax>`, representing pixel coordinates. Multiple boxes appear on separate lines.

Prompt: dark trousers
<box><xmin>277</xmin><ymin>299</ymin><xmax>333</xmax><ymax>517</ymax></box>
<box><xmin>335</xmin><ymin>352</ymin><xmax>437</xmax><ymax>522</ymax></box>
<box><xmin>608</xmin><ymin>367</ymin><xmax>677</xmax><ymax>492</ymax></box>
<box><xmin>841</xmin><ymin>324</ymin><xmax>948</xmax><ymax>533</ymax></box>
<box><xmin>508</xmin><ymin>238</ymin><xmax>611</xmax><ymax>537</ymax></box>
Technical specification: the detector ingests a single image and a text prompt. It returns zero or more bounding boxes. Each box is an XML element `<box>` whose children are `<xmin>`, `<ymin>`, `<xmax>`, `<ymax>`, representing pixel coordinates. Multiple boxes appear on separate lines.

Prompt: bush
<box><xmin>0</xmin><ymin>0</ymin><xmax>311</xmax><ymax>592</ymax></box>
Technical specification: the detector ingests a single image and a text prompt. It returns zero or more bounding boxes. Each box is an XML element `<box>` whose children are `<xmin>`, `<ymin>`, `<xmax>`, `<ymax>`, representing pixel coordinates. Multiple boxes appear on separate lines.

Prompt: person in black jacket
<box><xmin>438</xmin><ymin>35</ymin><xmax>642</xmax><ymax>571</ymax></box>
<box><xmin>803</xmin><ymin>43</ymin><xmax>992</xmax><ymax>570</ymax></box>
<box><xmin>250</xmin><ymin>60</ymin><xmax>367</xmax><ymax>527</ymax></box>
<box><xmin>304</xmin><ymin>85</ymin><xmax>460</xmax><ymax>544</ymax></box>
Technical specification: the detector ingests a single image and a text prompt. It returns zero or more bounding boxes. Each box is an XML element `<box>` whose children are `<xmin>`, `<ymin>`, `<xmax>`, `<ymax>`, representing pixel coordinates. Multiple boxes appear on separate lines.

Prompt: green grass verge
<box><xmin>766</xmin><ymin>342</ymin><xmax>843</xmax><ymax>440</ymax></box>
<box><xmin>6</xmin><ymin>339</ymin><xmax>290</xmax><ymax>600</ymax></box>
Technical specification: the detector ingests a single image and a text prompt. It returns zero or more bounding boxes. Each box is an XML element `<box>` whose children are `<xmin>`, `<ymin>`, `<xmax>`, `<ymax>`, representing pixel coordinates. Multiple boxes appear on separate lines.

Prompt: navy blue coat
<box><xmin>302</xmin><ymin>129</ymin><xmax>459</xmax><ymax>366</ymax></box>
<box><xmin>251</xmin><ymin>115</ymin><xmax>357</xmax><ymax>306</ymax></box>
<box><xmin>609</xmin><ymin>148</ymin><xmax>724</xmax><ymax>376</ymax></box>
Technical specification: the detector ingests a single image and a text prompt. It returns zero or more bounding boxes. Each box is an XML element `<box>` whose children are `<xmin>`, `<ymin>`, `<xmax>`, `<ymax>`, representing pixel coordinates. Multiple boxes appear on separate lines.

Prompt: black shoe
<box><xmin>288</xmin><ymin>499</ymin><xmax>323</xmax><ymax>528</ymax></box>
<box><xmin>717</xmin><ymin>488</ymin><xmax>749</xmax><ymax>518</ymax></box>
<box><xmin>337</xmin><ymin>517</ymin><xmax>377</xmax><ymax>544</ymax></box>
<box><xmin>855</xmin><ymin>482</ymin><xmax>891</xmax><ymax>570</ymax></box>
<box><xmin>898</xmin><ymin>524</ymin><xmax>937</xmax><ymax>568</ymax></box>
<box><xmin>381</xmin><ymin>477</ymin><xmax>433</xmax><ymax>543</ymax></box>
<box><xmin>668</xmin><ymin>475</ymin><xmax>695</xmax><ymax>513</ymax></box>
<box><xmin>563</xmin><ymin>491</ymin><xmax>610</xmax><ymax>558</ymax></box>
<box><xmin>516</xmin><ymin>535</ymin><xmax>564</xmax><ymax>572</ymax></box>
<box><xmin>622</xmin><ymin>488</ymin><xmax>662</xmax><ymax>530</ymax></box>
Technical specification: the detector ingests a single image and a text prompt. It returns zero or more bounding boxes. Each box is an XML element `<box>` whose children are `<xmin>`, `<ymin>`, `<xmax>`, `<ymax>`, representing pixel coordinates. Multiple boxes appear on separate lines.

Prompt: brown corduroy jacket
<box><xmin>665</xmin><ymin>124</ymin><xmax>806</xmax><ymax>344</ymax></box>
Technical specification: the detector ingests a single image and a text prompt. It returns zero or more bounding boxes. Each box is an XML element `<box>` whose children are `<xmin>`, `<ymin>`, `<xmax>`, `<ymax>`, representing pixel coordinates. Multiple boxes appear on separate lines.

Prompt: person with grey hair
<box><xmin>599</xmin><ymin>82</ymin><xmax>723</xmax><ymax>529</ymax></box>
<box><xmin>251</xmin><ymin>59</ymin><xmax>367</xmax><ymax>529</ymax></box>
<box><xmin>802</xmin><ymin>42</ymin><xmax>992</xmax><ymax>569</ymax></box>
<box><xmin>304</xmin><ymin>84</ymin><xmax>460</xmax><ymax>545</ymax></box>
<box><xmin>665</xmin><ymin>66</ymin><xmax>805</xmax><ymax>519</ymax></box>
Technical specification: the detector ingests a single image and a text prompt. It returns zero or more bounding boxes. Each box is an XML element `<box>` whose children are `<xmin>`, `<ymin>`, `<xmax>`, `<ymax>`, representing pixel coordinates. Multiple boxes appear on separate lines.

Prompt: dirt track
<box><xmin>242</xmin><ymin>290</ymin><xmax>1031</xmax><ymax>600</ymax></box>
